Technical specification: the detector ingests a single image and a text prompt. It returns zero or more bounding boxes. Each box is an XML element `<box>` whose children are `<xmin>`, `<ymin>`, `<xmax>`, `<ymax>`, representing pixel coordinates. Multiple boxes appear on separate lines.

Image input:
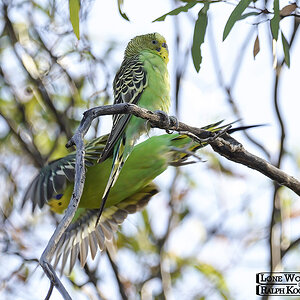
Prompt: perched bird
<box><xmin>23</xmin><ymin>132</ymin><xmax>203</xmax><ymax>274</ymax></box>
<box><xmin>22</xmin><ymin>121</ymin><xmax>261</xmax><ymax>273</ymax></box>
<box><xmin>98</xmin><ymin>33</ymin><xmax>171</xmax><ymax>221</ymax></box>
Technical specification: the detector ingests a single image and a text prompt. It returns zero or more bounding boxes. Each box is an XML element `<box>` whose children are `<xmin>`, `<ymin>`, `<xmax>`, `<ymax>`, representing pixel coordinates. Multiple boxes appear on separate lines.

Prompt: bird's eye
<box><xmin>152</xmin><ymin>40</ymin><xmax>158</xmax><ymax>45</ymax></box>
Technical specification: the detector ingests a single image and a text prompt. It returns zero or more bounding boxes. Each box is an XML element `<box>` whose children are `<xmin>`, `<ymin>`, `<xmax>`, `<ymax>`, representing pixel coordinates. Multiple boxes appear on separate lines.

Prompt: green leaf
<box><xmin>118</xmin><ymin>0</ymin><xmax>129</xmax><ymax>21</ymax></box>
<box><xmin>270</xmin><ymin>0</ymin><xmax>280</xmax><ymax>40</ymax></box>
<box><xmin>239</xmin><ymin>11</ymin><xmax>261</xmax><ymax>20</ymax></box>
<box><xmin>223</xmin><ymin>0</ymin><xmax>252</xmax><ymax>41</ymax></box>
<box><xmin>69</xmin><ymin>0</ymin><xmax>80</xmax><ymax>40</ymax></box>
<box><xmin>281</xmin><ymin>32</ymin><xmax>290</xmax><ymax>67</ymax></box>
<box><xmin>195</xmin><ymin>263</ymin><xmax>230</xmax><ymax>300</ymax></box>
<box><xmin>153</xmin><ymin>0</ymin><xmax>198</xmax><ymax>22</ymax></box>
<box><xmin>192</xmin><ymin>4</ymin><xmax>209</xmax><ymax>72</ymax></box>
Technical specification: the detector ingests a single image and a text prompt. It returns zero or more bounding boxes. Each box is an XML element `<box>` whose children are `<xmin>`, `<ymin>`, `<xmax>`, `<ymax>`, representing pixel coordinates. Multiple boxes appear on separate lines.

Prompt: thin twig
<box><xmin>3</xmin><ymin>5</ymin><xmax>72</xmax><ymax>139</ymax></box>
<box><xmin>106</xmin><ymin>250</ymin><xmax>128</xmax><ymax>300</ymax></box>
<box><xmin>44</xmin><ymin>282</ymin><xmax>54</xmax><ymax>300</ymax></box>
<box><xmin>207</xmin><ymin>20</ymin><xmax>271</xmax><ymax>159</ymax></box>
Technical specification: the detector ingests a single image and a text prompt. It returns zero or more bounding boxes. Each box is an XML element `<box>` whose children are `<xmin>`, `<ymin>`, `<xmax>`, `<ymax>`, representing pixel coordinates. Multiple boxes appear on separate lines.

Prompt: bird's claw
<box><xmin>153</xmin><ymin>110</ymin><xmax>179</xmax><ymax>134</ymax></box>
<box><xmin>169</xmin><ymin>116</ymin><xmax>179</xmax><ymax>131</ymax></box>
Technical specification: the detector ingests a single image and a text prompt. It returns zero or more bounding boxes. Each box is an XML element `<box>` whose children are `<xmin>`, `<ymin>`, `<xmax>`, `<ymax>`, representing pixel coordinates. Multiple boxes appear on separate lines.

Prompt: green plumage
<box><xmin>23</xmin><ymin>121</ymin><xmax>260</xmax><ymax>274</ymax></box>
<box><xmin>98</xmin><ymin>33</ymin><xmax>170</xmax><ymax>218</ymax></box>
<box><xmin>23</xmin><ymin>133</ymin><xmax>197</xmax><ymax>213</ymax></box>
<box><xmin>23</xmin><ymin>132</ymin><xmax>200</xmax><ymax>274</ymax></box>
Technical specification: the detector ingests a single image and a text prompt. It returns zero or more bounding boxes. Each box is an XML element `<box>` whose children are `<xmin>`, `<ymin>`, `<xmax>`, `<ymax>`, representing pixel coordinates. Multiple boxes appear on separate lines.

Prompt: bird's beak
<box><xmin>162</xmin><ymin>42</ymin><xmax>168</xmax><ymax>54</ymax></box>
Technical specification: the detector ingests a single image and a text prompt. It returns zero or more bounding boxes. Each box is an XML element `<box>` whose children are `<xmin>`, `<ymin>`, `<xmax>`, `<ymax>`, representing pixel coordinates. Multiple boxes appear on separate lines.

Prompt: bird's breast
<box><xmin>139</xmin><ymin>52</ymin><xmax>170</xmax><ymax>113</ymax></box>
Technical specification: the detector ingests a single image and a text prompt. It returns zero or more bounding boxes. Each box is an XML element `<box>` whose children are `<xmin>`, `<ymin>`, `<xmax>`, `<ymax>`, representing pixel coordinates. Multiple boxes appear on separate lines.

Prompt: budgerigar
<box><xmin>23</xmin><ymin>132</ymin><xmax>203</xmax><ymax>273</ymax></box>
<box><xmin>98</xmin><ymin>33</ymin><xmax>171</xmax><ymax>221</ymax></box>
<box><xmin>22</xmin><ymin>121</ymin><xmax>261</xmax><ymax>273</ymax></box>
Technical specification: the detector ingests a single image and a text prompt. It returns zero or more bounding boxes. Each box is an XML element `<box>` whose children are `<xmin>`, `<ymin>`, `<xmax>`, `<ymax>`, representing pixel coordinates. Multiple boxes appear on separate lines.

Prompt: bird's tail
<box><xmin>96</xmin><ymin>135</ymin><xmax>128</xmax><ymax>226</ymax></box>
<box><xmin>167</xmin><ymin>121</ymin><xmax>264</xmax><ymax>166</ymax></box>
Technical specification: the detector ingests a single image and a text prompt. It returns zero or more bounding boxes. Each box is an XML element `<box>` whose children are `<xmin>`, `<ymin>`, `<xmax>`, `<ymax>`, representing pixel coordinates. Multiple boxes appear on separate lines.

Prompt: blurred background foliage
<box><xmin>0</xmin><ymin>0</ymin><xmax>300</xmax><ymax>299</ymax></box>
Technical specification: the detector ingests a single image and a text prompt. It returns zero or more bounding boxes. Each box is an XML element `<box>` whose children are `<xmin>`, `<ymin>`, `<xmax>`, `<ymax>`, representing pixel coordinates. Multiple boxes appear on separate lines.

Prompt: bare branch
<box><xmin>40</xmin><ymin>126</ymin><xmax>86</xmax><ymax>299</ymax></box>
<box><xmin>67</xmin><ymin>103</ymin><xmax>300</xmax><ymax>197</ymax></box>
<box><xmin>106</xmin><ymin>250</ymin><xmax>128</xmax><ymax>300</ymax></box>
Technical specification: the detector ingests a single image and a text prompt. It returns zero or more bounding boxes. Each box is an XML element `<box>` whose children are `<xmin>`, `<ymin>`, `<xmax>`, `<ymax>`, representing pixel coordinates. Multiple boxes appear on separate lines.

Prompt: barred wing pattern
<box><xmin>22</xmin><ymin>135</ymin><xmax>109</xmax><ymax>210</ymax></box>
<box><xmin>99</xmin><ymin>56</ymin><xmax>147</xmax><ymax>162</ymax></box>
<box><xmin>52</xmin><ymin>183</ymin><xmax>158</xmax><ymax>275</ymax></box>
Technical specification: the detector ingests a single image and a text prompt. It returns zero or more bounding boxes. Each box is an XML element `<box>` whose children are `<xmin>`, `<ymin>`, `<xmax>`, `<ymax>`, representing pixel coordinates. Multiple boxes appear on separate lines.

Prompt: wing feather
<box><xmin>99</xmin><ymin>56</ymin><xmax>147</xmax><ymax>162</ymax></box>
<box><xmin>22</xmin><ymin>135</ymin><xmax>108</xmax><ymax>209</ymax></box>
<box><xmin>53</xmin><ymin>183</ymin><xmax>158</xmax><ymax>274</ymax></box>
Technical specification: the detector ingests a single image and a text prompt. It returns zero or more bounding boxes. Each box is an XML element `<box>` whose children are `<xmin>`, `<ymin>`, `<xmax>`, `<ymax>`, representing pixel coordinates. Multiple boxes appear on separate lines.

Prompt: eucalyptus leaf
<box><xmin>118</xmin><ymin>0</ymin><xmax>129</xmax><ymax>21</ymax></box>
<box><xmin>223</xmin><ymin>0</ymin><xmax>252</xmax><ymax>41</ymax></box>
<box><xmin>192</xmin><ymin>4</ymin><xmax>209</xmax><ymax>72</ymax></box>
<box><xmin>270</xmin><ymin>0</ymin><xmax>280</xmax><ymax>40</ymax></box>
<box><xmin>253</xmin><ymin>34</ymin><xmax>260</xmax><ymax>58</ymax></box>
<box><xmin>69</xmin><ymin>0</ymin><xmax>80</xmax><ymax>40</ymax></box>
<box><xmin>239</xmin><ymin>11</ymin><xmax>260</xmax><ymax>20</ymax></box>
<box><xmin>153</xmin><ymin>0</ymin><xmax>198</xmax><ymax>22</ymax></box>
<box><xmin>281</xmin><ymin>32</ymin><xmax>290</xmax><ymax>67</ymax></box>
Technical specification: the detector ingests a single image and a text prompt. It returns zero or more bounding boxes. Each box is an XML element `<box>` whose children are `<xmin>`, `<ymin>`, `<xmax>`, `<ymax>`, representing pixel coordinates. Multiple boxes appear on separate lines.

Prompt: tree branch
<box><xmin>67</xmin><ymin>103</ymin><xmax>300</xmax><ymax>196</ymax></box>
<box><xmin>39</xmin><ymin>127</ymin><xmax>87</xmax><ymax>300</ymax></box>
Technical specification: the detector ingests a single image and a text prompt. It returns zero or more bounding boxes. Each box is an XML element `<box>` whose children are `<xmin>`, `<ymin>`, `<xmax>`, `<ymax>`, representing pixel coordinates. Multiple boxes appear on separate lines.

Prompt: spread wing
<box><xmin>52</xmin><ymin>183</ymin><xmax>158</xmax><ymax>275</ymax></box>
<box><xmin>22</xmin><ymin>135</ymin><xmax>109</xmax><ymax>211</ymax></box>
<box><xmin>99</xmin><ymin>56</ymin><xmax>148</xmax><ymax>162</ymax></box>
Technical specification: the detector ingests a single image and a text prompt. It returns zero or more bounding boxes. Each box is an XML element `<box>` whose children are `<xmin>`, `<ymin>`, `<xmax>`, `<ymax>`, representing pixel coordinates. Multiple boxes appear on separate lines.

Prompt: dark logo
<box><xmin>256</xmin><ymin>272</ymin><xmax>300</xmax><ymax>296</ymax></box>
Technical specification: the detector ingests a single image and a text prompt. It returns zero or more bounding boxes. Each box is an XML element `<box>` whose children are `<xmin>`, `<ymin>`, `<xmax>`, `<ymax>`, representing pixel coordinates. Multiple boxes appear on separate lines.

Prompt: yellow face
<box><xmin>125</xmin><ymin>32</ymin><xmax>169</xmax><ymax>64</ymax></box>
<box><xmin>148</xmin><ymin>33</ymin><xmax>169</xmax><ymax>64</ymax></box>
<box><xmin>48</xmin><ymin>193</ymin><xmax>68</xmax><ymax>214</ymax></box>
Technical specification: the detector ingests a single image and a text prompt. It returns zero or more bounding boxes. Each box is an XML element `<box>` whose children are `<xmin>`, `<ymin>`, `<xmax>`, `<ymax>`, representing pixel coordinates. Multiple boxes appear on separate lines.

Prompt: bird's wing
<box><xmin>99</xmin><ymin>56</ymin><xmax>147</xmax><ymax>162</ymax></box>
<box><xmin>52</xmin><ymin>183</ymin><xmax>158</xmax><ymax>275</ymax></box>
<box><xmin>22</xmin><ymin>135</ymin><xmax>109</xmax><ymax>211</ymax></box>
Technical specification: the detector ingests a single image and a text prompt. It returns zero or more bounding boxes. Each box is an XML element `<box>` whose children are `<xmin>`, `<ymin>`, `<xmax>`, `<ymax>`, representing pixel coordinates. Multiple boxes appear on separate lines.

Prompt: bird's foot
<box><xmin>153</xmin><ymin>110</ymin><xmax>179</xmax><ymax>134</ymax></box>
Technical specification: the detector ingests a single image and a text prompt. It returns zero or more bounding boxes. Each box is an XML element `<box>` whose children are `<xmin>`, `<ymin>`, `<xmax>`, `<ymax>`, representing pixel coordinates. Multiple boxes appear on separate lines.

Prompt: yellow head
<box><xmin>48</xmin><ymin>192</ymin><xmax>69</xmax><ymax>214</ymax></box>
<box><xmin>124</xmin><ymin>33</ymin><xmax>169</xmax><ymax>64</ymax></box>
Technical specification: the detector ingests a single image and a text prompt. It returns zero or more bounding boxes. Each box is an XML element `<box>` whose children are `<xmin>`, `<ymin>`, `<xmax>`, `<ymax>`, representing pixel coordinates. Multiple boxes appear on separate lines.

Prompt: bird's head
<box><xmin>124</xmin><ymin>33</ymin><xmax>169</xmax><ymax>64</ymax></box>
<box><xmin>48</xmin><ymin>193</ymin><xmax>68</xmax><ymax>214</ymax></box>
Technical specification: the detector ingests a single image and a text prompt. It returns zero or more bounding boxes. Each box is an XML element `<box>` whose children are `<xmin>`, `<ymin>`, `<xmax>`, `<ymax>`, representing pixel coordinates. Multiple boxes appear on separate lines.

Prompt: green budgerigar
<box><xmin>23</xmin><ymin>132</ymin><xmax>203</xmax><ymax>274</ymax></box>
<box><xmin>98</xmin><ymin>33</ymin><xmax>170</xmax><ymax>220</ymax></box>
<box><xmin>22</xmin><ymin>121</ymin><xmax>260</xmax><ymax>273</ymax></box>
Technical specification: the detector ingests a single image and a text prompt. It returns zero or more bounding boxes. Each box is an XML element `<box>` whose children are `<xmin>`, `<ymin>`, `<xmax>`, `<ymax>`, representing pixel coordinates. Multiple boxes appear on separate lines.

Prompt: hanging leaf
<box><xmin>280</xmin><ymin>3</ymin><xmax>297</xmax><ymax>17</ymax></box>
<box><xmin>118</xmin><ymin>0</ymin><xmax>129</xmax><ymax>21</ymax></box>
<box><xmin>239</xmin><ymin>11</ymin><xmax>261</xmax><ymax>20</ymax></box>
<box><xmin>253</xmin><ymin>34</ymin><xmax>260</xmax><ymax>58</ymax></box>
<box><xmin>270</xmin><ymin>0</ymin><xmax>280</xmax><ymax>40</ymax></box>
<box><xmin>281</xmin><ymin>32</ymin><xmax>290</xmax><ymax>67</ymax></box>
<box><xmin>153</xmin><ymin>0</ymin><xmax>198</xmax><ymax>22</ymax></box>
<box><xmin>191</xmin><ymin>4</ymin><xmax>209</xmax><ymax>72</ymax></box>
<box><xmin>194</xmin><ymin>263</ymin><xmax>231</xmax><ymax>299</ymax></box>
<box><xmin>223</xmin><ymin>0</ymin><xmax>252</xmax><ymax>41</ymax></box>
<box><xmin>69</xmin><ymin>0</ymin><xmax>80</xmax><ymax>40</ymax></box>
